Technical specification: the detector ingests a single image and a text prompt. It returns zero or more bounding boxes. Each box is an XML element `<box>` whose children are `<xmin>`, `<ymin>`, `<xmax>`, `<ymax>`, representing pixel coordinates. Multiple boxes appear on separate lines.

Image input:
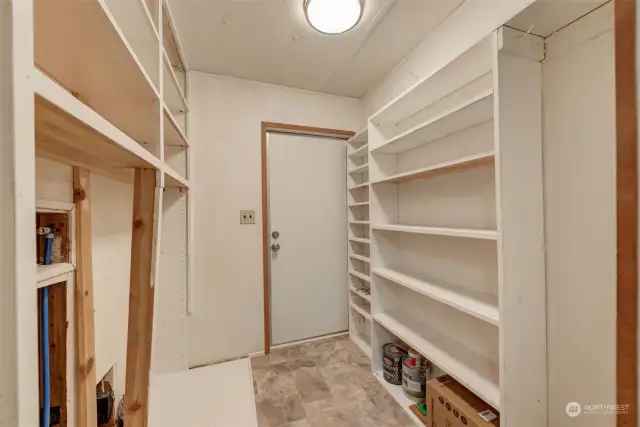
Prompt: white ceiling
<box><xmin>170</xmin><ymin>0</ymin><xmax>466</xmax><ymax>98</ymax></box>
<box><xmin>507</xmin><ymin>0</ymin><xmax>609</xmax><ymax>37</ymax></box>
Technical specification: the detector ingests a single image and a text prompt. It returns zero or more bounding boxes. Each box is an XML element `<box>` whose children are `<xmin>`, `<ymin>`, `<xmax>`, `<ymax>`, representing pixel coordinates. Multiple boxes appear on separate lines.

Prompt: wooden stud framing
<box><xmin>73</xmin><ymin>167</ymin><xmax>98</xmax><ymax>427</ymax></box>
<box><xmin>49</xmin><ymin>282</ymin><xmax>69</xmax><ymax>427</ymax></box>
<box><xmin>614</xmin><ymin>0</ymin><xmax>638</xmax><ymax>424</ymax></box>
<box><xmin>124</xmin><ymin>169</ymin><xmax>159</xmax><ymax>427</ymax></box>
<box><xmin>261</xmin><ymin>122</ymin><xmax>354</xmax><ymax>354</ymax></box>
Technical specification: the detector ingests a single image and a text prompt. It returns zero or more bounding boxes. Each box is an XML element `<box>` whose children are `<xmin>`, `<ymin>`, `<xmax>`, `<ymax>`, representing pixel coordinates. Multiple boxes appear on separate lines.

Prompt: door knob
<box><xmin>271</xmin><ymin>243</ymin><xmax>281</xmax><ymax>252</ymax></box>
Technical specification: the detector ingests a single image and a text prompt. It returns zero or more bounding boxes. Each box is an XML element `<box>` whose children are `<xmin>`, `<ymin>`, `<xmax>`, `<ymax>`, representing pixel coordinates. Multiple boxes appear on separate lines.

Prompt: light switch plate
<box><xmin>240</xmin><ymin>210</ymin><xmax>256</xmax><ymax>224</ymax></box>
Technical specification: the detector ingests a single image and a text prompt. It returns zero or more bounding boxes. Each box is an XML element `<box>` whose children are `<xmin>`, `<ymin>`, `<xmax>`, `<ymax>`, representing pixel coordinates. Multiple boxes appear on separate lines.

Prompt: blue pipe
<box><xmin>41</xmin><ymin>287</ymin><xmax>50</xmax><ymax>427</ymax></box>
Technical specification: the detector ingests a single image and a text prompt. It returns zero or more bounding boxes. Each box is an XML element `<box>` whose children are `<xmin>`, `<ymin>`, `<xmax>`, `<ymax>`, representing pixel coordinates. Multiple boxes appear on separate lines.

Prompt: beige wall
<box><xmin>187</xmin><ymin>72</ymin><xmax>362</xmax><ymax>366</ymax></box>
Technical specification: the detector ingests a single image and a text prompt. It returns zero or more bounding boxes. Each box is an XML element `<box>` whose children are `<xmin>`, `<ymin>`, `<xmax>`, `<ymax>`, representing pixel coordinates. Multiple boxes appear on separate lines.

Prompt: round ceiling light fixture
<box><xmin>304</xmin><ymin>0</ymin><xmax>364</xmax><ymax>35</ymax></box>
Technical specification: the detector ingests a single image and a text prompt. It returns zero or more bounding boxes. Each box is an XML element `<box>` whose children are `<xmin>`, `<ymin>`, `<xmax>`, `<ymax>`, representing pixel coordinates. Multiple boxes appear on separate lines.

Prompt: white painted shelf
<box><xmin>373</xmin><ymin>372</ymin><xmax>423</xmax><ymax>426</ymax></box>
<box><xmin>348</xmin><ymin>143</ymin><xmax>369</xmax><ymax>159</ymax></box>
<box><xmin>351</xmin><ymin>332</ymin><xmax>372</xmax><ymax>359</ymax></box>
<box><xmin>348</xmin><ymin>163</ymin><xmax>369</xmax><ymax>175</ymax></box>
<box><xmin>374</xmin><ymin>311</ymin><xmax>499</xmax><ymax>409</ymax></box>
<box><xmin>372</xmin><ymin>224</ymin><xmax>499</xmax><ymax>240</ymax></box>
<box><xmin>349</xmin><ymin>201</ymin><xmax>370</xmax><ymax>208</ymax></box>
<box><xmin>164</xmin><ymin>166</ymin><xmax>189</xmax><ymax>188</ymax></box>
<box><xmin>350</xmin><ymin>303</ymin><xmax>372</xmax><ymax>321</ymax></box>
<box><xmin>369</xmin><ymin>36</ymin><xmax>493</xmax><ymax>127</ymax></box>
<box><xmin>349</xmin><ymin>270</ymin><xmax>371</xmax><ymax>283</ymax></box>
<box><xmin>373</xmin><ymin>90</ymin><xmax>494</xmax><ymax>155</ymax></box>
<box><xmin>349</xmin><ymin>253</ymin><xmax>371</xmax><ymax>263</ymax></box>
<box><xmin>348</xmin><ymin>182</ymin><xmax>370</xmax><ymax>191</ymax></box>
<box><xmin>349</xmin><ymin>220</ymin><xmax>370</xmax><ymax>225</ymax></box>
<box><xmin>164</xmin><ymin>104</ymin><xmax>189</xmax><ymax>146</ymax></box>
<box><xmin>349</xmin><ymin>237</ymin><xmax>371</xmax><ymax>245</ymax></box>
<box><xmin>349</xmin><ymin>286</ymin><xmax>372</xmax><ymax>302</ymax></box>
<box><xmin>372</xmin><ymin>151</ymin><xmax>495</xmax><ymax>184</ymax></box>
<box><xmin>373</xmin><ymin>268</ymin><xmax>499</xmax><ymax>325</ymax></box>
<box><xmin>347</xmin><ymin>128</ymin><xmax>368</xmax><ymax>147</ymax></box>
<box><xmin>37</xmin><ymin>263</ymin><xmax>75</xmax><ymax>288</ymax></box>
<box><xmin>163</xmin><ymin>48</ymin><xmax>189</xmax><ymax>115</ymax></box>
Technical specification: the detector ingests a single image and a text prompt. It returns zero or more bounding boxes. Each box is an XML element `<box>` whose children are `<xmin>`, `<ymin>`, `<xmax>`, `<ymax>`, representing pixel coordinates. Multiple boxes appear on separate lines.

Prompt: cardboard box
<box><xmin>426</xmin><ymin>375</ymin><xmax>499</xmax><ymax>427</ymax></box>
<box><xmin>410</xmin><ymin>403</ymin><xmax>431</xmax><ymax>427</ymax></box>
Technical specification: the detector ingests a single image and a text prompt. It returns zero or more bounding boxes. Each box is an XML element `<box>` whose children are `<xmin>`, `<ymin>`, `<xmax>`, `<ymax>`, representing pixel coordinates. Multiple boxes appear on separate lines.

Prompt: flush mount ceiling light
<box><xmin>304</xmin><ymin>0</ymin><xmax>364</xmax><ymax>35</ymax></box>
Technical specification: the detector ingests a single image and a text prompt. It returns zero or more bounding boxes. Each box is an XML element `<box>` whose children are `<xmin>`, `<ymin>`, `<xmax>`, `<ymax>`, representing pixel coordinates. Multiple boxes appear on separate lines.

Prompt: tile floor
<box><xmin>251</xmin><ymin>335</ymin><xmax>415</xmax><ymax>427</ymax></box>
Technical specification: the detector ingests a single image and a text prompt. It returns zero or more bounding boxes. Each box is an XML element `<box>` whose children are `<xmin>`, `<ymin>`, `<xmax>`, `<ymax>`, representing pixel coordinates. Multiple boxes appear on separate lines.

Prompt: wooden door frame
<box><xmin>614</xmin><ymin>0</ymin><xmax>638</xmax><ymax>425</ymax></box>
<box><xmin>261</xmin><ymin>122</ymin><xmax>354</xmax><ymax>354</ymax></box>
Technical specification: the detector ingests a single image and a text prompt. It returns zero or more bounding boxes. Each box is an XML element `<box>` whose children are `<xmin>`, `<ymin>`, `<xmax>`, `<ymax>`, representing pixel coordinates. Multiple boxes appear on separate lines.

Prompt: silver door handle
<box><xmin>271</xmin><ymin>243</ymin><xmax>281</xmax><ymax>252</ymax></box>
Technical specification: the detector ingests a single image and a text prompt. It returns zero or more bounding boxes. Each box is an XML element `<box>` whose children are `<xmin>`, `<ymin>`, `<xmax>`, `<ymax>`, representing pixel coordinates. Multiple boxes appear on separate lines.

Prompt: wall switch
<box><xmin>240</xmin><ymin>210</ymin><xmax>256</xmax><ymax>225</ymax></box>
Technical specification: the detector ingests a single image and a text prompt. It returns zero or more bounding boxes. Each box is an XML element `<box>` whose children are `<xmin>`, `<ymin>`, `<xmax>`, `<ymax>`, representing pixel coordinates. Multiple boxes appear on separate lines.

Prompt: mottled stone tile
<box><xmin>280</xmin><ymin>420</ymin><xmax>312</xmax><ymax>427</ymax></box>
<box><xmin>295</xmin><ymin>366</ymin><xmax>332</xmax><ymax>403</ymax></box>
<box><xmin>256</xmin><ymin>393</ymin><xmax>306</xmax><ymax>427</ymax></box>
<box><xmin>338</xmin><ymin>339</ymin><xmax>372</xmax><ymax>368</ymax></box>
<box><xmin>271</xmin><ymin>358</ymin><xmax>316</xmax><ymax>374</ymax></box>
<box><xmin>269</xmin><ymin>345</ymin><xmax>307</xmax><ymax>365</ymax></box>
<box><xmin>252</xmin><ymin>354</ymin><xmax>271</xmax><ymax>370</ymax></box>
<box><xmin>254</xmin><ymin>369</ymin><xmax>297</xmax><ymax>398</ymax></box>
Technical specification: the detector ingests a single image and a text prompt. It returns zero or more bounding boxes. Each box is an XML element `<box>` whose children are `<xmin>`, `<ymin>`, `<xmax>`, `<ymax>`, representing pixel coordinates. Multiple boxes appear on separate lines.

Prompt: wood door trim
<box><xmin>261</xmin><ymin>122</ymin><xmax>355</xmax><ymax>354</ymax></box>
<box><xmin>614</xmin><ymin>0</ymin><xmax>638</xmax><ymax>424</ymax></box>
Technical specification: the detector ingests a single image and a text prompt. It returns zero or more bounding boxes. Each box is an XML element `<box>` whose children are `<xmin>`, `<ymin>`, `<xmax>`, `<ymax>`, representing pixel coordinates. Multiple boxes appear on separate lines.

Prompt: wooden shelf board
<box><xmin>350</xmin><ymin>333</ymin><xmax>372</xmax><ymax>359</ymax></box>
<box><xmin>349</xmin><ymin>201</ymin><xmax>370</xmax><ymax>208</ymax></box>
<box><xmin>163</xmin><ymin>105</ymin><xmax>189</xmax><ymax>146</ymax></box>
<box><xmin>373</xmin><ymin>90</ymin><xmax>494</xmax><ymax>155</ymax></box>
<box><xmin>348</xmin><ymin>143</ymin><xmax>369</xmax><ymax>159</ymax></box>
<box><xmin>349</xmin><ymin>270</ymin><xmax>371</xmax><ymax>283</ymax></box>
<box><xmin>348</xmin><ymin>182</ymin><xmax>370</xmax><ymax>191</ymax></box>
<box><xmin>350</xmin><ymin>303</ymin><xmax>372</xmax><ymax>321</ymax></box>
<box><xmin>349</xmin><ymin>286</ymin><xmax>372</xmax><ymax>302</ymax></box>
<box><xmin>373</xmin><ymin>268</ymin><xmax>499</xmax><ymax>326</ymax></box>
<box><xmin>347</xmin><ymin>128</ymin><xmax>368</xmax><ymax>146</ymax></box>
<box><xmin>164</xmin><ymin>166</ymin><xmax>189</xmax><ymax>189</ymax></box>
<box><xmin>349</xmin><ymin>237</ymin><xmax>371</xmax><ymax>245</ymax></box>
<box><xmin>374</xmin><ymin>311</ymin><xmax>499</xmax><ymax>409</ymax></box>
<box><xmin>373</xmin><ymin>372</ymin><xmax>424</xmax><ymax>426</ymax></box>
<box><xmin>34</xmin><ymin>69</ymin><xmax>161</xmax><ymax>181</ymax></box>
<box><xmin>348</xmin><ymin>163</ymin><xmax>369</xmax><ymax>175</ymax></box>
<box><xmin>35</xmin><ymin>0</ymin><xmax>161</xmax><ymax>147</ymax></box>
<box><xmin>372</xmin><ymin>224</ymin><xmax>499</xmax><ymax>240</ymax></box>
<box><xmin>372</xmin><ymin>151</ymin><xmax>495</xmax><ymax>184</ymax></box>
<box><xmin>37</xmin><ymin>263</ymin><xmax>75</xmax><ymax>288</ymax></box>
<box><xmin>349</xmin><ymin>253</ymin><xmax>371</xmax><ymax>263</ymax></box>
<box><xmin>163</xmin><ymin>48</ymin><xmax>189</xmax><ymax>115</ymax></box>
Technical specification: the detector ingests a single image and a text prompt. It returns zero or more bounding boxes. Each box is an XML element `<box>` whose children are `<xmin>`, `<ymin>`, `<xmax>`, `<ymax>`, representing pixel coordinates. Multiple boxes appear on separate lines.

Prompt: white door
<box><xmin>268</xmin><ymin>132</ymin><xmax>348</xmax><ymax>346</ymax></box>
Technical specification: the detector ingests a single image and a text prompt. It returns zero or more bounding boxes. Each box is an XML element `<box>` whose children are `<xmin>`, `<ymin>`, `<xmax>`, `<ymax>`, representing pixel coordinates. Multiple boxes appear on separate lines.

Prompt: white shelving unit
<box><xmin>362</xmin><ymin>30</ymin><xmax>547</xmax><ymax>426</ymax></box>
<box><xmin>346</xmin><ymin>128</ymin><xmax>372</xmax><ymax>359</ymax></box>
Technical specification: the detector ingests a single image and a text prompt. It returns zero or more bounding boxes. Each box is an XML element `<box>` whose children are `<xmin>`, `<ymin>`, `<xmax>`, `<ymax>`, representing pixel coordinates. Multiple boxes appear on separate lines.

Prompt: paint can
<box><xmin>383</xmin><ymin>343</ymin><xmax>408</xmax><ymax>385</ymax></box>
<box><xmin>402</xmin><ymin>356</ymin><xmax>430</xmax><ymax>402</ymax></box>
<box><xmin>405</xmin><ymin>348</ymin><xmax>423</xmax><ymax>368</ymax></box>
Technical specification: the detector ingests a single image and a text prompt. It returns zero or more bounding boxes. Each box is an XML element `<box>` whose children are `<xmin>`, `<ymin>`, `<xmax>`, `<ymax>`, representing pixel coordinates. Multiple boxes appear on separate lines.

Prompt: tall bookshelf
<box><xmin>362</xmin><ymin>29</ymin><xmax>547</xmax><ymax>427</ymax></box>
<box><xmin>346</xmin><ymin>128</ymin><xmax>373</xmax><ymax>358</ymax></box>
